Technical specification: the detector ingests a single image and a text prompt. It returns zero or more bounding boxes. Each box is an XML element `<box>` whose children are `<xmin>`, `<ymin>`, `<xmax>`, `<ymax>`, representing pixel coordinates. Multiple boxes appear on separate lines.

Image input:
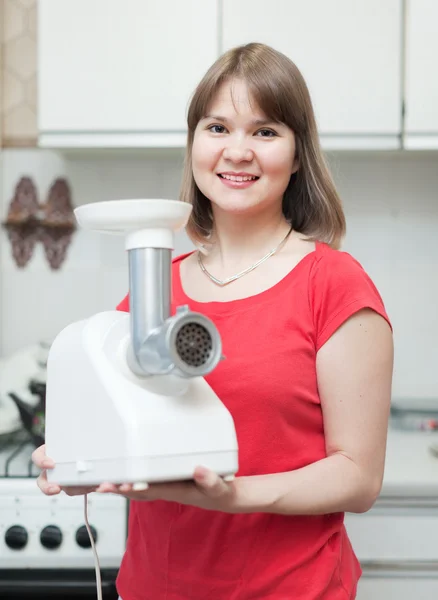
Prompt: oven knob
<box><xmin>75</xmin><ymin>525</ymin><xmax>98</xmax><ymax>548</ymax></box>
<box><xmin>40</xmin><ymin>525</ymin><xmax>63</xmax><ymax>549</ymax></box>
<box><xmin>5</xmin><ymin>525</ymin><xmax>28</xmax><ymax>550</ymax></box>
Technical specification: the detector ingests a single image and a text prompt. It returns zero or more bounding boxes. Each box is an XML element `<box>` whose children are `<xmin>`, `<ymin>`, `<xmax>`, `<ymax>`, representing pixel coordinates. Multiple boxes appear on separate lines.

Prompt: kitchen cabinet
<box><xmin>221</xmin><ymin>0</ymin><xmax>403</xmax><ymax>150</ymax></box>
<box><xmin>37</xmin><ymin>0</ymin><xmax>218</xmax><ymax>148</ymax></box>
<box><xmin>357</xmin><ymin>576</ymin><xmax>438</xmax><ymax>600</ymax></box>
<box><xmin>404</xmin><ymin>0</ymin><xmax>438</xmax><ymax>148</ymax></box>
<box><xmin>346</xmin><ymin>501</ymin><xmax>438</xmax><ymax>599</ymax></box>
<box><xmin>37</xmin><ymin>0</ymin><xmax>403</xmax><ymax>150</ymax></box>
<box><xmin>40</xmin><ymin>0</ymin><xmax>438</xmax><ymax>152</ymax></box>
<box><xmin>344</xmin><ymin>428</ymin><xmax>438</xmax><ymax>599</ymax></box>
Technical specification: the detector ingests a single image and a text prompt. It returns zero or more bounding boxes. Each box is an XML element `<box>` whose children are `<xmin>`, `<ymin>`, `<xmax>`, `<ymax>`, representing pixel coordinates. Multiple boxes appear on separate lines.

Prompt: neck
<box><xmin>205</xmin><ymin>208</ymin><xmax>291</xmax><ymax>269</ymax></box>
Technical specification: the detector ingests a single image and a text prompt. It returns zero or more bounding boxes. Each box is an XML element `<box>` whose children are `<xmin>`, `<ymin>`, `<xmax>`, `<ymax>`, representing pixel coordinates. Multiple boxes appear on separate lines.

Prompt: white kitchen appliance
<box><xmin>45</xmin><ymin>199</ymin><xmax>239</xmax><ymax>487</ymax></box>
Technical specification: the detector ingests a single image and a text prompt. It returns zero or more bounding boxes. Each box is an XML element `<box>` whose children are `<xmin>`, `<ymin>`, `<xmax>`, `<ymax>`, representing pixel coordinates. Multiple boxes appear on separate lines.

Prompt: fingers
<box><xmin>31</xmin><ymin>444</ymin><xmax>45</xmax><ymax>467</ymax></box>
<box><xmin>36</xmin><ymin>476</ymin><xmax>97</xmax><ymax>497</ymax></box>
<box><xmin>32</xmin><ymin>443</ymin><xmax>56</xmax><ymax>472</ymax></box>
<box><xmin>193</xmin><ymin>466</ymin><xmax>230</xmax><ymax>498</ymax></box>
<box><xmin>62</xmin><ymin>486</ymin><xmax>98</xmax><ymax>496</ymax></box>
<box><xmin>95</xmin><ymin>480</ymin><xmax>184</xmax><ymax>502</ymax></box>
<box><xmin>36</xmin><ymin>470</ymin><xmax>61</xmax><ymax>496</ymax></box>
<box><xmin>94</xmin><ymin>482</ymin><xmax>149</xmax><ymax>495</ymax></box>
<box><xmin>94</xmin><ymin>481</ymin><xmax>151</xmax><ymax>502</ymax></box>
<box><xmin>32</xmin><ymin>444</ymin><xmax>61</xmax><ymax>496</ymax></box>
<box><xmin>32</xmin><ymin>444</ymin><xmax>55</xmax><ymax>470</ymax></box>
<box><xmin>32</xmin><ymin>445</ymin><xmax>105</xmax><ymax>497</ymax></box>
<box><xmin>95</xmin><ymin>482</ymin><xmax>121</xmax><ymax>493</ymax></box>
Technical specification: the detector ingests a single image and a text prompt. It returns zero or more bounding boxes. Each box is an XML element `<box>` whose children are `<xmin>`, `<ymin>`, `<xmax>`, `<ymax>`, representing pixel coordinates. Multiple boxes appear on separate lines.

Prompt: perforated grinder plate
<box><xmin>175</xmin><ymin>322</ymin><xmax>213</xmax><ymax>367</ymax></box>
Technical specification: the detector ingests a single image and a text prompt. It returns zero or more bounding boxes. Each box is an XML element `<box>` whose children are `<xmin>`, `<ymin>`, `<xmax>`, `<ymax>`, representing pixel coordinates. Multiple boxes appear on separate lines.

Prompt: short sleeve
<box><xmin>309</xmin><ymin>248</ymin><xmax>391</xmax><ymax>351</ymax></box>
<box><xmin>116</xmin><ymin>294</ymin><xmax>129</xmax><ymax>312</ymax></box>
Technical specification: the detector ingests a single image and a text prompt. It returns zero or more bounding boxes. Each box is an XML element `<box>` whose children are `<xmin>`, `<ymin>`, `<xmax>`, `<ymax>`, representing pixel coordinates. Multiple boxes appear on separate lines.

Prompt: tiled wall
<box><xmin>0</xmin><ymin>0</ymin><xmax>38</xmax><ymax>147</ymax></box>
<box><xmin>0</xmin><ymin>149</ymin><xmax>437</xmax><ymax>401</ymax></box>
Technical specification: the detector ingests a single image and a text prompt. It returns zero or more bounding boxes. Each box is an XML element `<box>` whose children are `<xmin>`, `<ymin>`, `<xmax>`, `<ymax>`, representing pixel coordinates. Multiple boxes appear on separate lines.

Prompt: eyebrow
<box><xmin>203</xmin><ymin>114</ymin><xmax>279</xmax><ymax>127</ymax></box>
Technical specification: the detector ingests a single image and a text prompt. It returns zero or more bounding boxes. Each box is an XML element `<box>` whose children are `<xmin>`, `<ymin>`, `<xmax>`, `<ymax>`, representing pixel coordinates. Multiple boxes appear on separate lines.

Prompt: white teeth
<box><xmin>220</xmin><ymin>174</ymin><xmax>257</xmax><ymax>182</ymax></box>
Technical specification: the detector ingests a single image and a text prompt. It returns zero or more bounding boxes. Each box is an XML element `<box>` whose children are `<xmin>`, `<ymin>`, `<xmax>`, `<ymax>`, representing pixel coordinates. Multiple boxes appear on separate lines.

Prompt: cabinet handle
<box><xmin>373</xmin><ymin>498</ymin><xmax>438</xmax><ymax>509</ymax></box>
<box><xmin>362</xmin><ymin>560</ymin><xmax>438</xmax><ymax>573</ymax></box>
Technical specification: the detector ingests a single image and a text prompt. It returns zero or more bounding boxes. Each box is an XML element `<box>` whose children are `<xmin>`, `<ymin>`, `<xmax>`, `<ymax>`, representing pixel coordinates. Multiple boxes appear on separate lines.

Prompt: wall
<box><xmin>1</xmin><ymin>2</ymin><xmax>436</xmax><ymax>401</ymax></box>
<box><xmin>0</xmin><ymin>0</ymin><xmax>38</xmax><ymax>147</ymax></box>
<box><xmin>0</xmin><ymin>148</ymin><xmax>437</xmax><ymax>401</ymax></box>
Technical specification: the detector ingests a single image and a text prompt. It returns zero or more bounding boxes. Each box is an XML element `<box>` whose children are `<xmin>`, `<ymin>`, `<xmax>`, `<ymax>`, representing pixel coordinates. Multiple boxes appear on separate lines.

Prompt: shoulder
<box><xmin>309</xmin><ymin>243</ymin><xmax>391</xmax><ymax>350</ymax></box>
<box><xmin>310</xmin><ymin>242</ymin><xmax>378</xmax><ymax>293</ymax></box>
<box><xmin>313</xmin><ymin>242</ymin><xmax>366</xmax><ymax>273</ymax></box>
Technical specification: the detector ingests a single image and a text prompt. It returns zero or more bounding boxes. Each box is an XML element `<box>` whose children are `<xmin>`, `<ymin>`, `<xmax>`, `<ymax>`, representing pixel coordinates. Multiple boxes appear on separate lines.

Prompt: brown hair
<box><xmin>180</xmin><ymin>43</ymin><xmax>346</xmax><ymax>249</ymax></box>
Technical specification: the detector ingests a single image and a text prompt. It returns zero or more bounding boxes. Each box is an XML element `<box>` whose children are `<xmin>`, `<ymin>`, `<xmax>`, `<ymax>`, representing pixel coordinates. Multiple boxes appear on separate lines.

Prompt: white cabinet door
<box><xmin>404</xmin><ymin>0</ymin><xmax>438</xmax><ymax>148</ymax></box>
<box><xmin>345</xmin><ymin>511</ymin><xmax>438</xmax><ymax>562</ymax></box>
<box><xmin>357</xmin><ymin>574</ymin><xmax>438</xmax><ymax>600</ymax></box>
<box><xmin>38</xmin><ymin>0</ymin><xmax>218</xmax><ymax>147</ymax></box>
<box><xmin>346</xmin><ymin>504</ymin><xmax>438</xmax><ymax>600</ymax></box>
<box><xmin>221</xmin><ymin>0</ymin><xmax>403</xmax><ymax>149</ymax></box>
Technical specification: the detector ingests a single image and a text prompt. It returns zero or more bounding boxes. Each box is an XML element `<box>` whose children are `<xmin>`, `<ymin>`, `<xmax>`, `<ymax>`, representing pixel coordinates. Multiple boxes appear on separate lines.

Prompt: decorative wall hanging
<box><xmin>1</xmin><ymin>176</ymin><xmax>76</xmax><ymax>270</ymax></box>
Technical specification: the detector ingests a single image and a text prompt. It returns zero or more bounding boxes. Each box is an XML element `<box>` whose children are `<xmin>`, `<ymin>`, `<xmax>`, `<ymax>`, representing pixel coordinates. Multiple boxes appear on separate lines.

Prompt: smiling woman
<box><xmin>33</xmin><ymin>42</ymin><xmax>393</xmax><ymax>600</ymax></box>
<box><xmin>191</xmin><ymin>79</ymin><xmax>298</xmax><ymax>221</ymax></box>
<box><xmin>181</xmin><ymin>43</ymin><xmax>345</xmax><ymax>253</ymax></box>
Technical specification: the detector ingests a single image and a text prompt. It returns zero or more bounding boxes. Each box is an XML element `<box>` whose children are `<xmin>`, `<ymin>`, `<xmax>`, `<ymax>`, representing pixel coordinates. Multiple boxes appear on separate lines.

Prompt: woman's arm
<box><xmin>234</xmin><ymin>308</ymin><xmax>394</xmax><ymax>515</ymax></box>
<box><xmin>96</xmin><ymin>308</ymin><xmax>393</xmax><ymax>515</ymax></box>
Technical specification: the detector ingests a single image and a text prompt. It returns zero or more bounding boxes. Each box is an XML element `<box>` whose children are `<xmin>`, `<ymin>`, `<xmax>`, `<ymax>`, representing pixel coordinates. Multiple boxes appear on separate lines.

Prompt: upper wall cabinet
<box><xmin>404</xmin><ymin>0</ymin><xmax>438</xmax><ymax>149</ymax></box>
<box><xmin>37</xmin><ymin>0</ymin><xmax>219</xmax><ymax>148</ymax></box>
<box><xmin>222</xmin><ymin>0</ymin><xmax>403</xmax><ymax>150</ymax></box>
<box><xmin>41</xmin><ymin>0</ymin><xmax>438</xmax><ymax>151</ymax></box>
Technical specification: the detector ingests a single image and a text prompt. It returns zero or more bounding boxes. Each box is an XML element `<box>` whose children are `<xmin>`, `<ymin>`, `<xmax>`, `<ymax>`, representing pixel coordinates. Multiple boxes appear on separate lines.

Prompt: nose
<box><xmin>222</xmin><ymin>137</ymin><xmax>254</xmax><ymax>163</ymax></box>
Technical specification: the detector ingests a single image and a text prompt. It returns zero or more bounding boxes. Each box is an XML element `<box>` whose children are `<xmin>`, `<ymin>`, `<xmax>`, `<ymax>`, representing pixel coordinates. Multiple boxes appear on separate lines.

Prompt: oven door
<box><xmin>0</xmin><ymin>568</ymin><xmax>119</xmax><ymax>599</ymax></box>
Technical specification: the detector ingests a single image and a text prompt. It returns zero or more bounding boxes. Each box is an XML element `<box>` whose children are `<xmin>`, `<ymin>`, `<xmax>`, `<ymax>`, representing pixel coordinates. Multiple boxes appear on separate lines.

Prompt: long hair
<box><xmin>180</xmin><ymin>43</ymin><xmax>346</xmax><ymax>249</ymax></box>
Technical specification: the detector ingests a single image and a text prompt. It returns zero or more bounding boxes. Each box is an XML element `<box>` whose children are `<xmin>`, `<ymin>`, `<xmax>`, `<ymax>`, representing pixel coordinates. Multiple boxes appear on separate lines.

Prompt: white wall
<box><xmin>0</xmin><ymin>149</ymin><xmax>437</xmax><ymax>400</ymax></box>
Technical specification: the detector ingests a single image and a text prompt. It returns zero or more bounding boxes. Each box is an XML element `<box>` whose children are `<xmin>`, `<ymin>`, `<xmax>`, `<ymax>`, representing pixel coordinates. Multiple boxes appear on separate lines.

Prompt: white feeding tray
<box><xmin>74</xmin><ymin>199</ymin><xmax>192</xmax><ymax>235</ymax></box>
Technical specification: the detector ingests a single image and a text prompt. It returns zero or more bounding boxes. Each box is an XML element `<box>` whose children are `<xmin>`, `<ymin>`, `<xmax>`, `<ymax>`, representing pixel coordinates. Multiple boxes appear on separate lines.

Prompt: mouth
<box><xmin>217</xmin><ymin>173</ymin><xmax>260</xmax><ymax>189</ymax></box>
<box><xmin>218</xmin><ymin>173</ymin><xmax>259</xmax><ymax>182</ymax></box>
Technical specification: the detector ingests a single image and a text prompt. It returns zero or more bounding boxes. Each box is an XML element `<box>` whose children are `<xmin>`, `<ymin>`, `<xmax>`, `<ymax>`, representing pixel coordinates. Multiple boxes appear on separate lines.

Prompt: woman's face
<box><xmin>192</xmin><ymin>78</ymin><xmax>298</xmax><ymax>220</ymax></box>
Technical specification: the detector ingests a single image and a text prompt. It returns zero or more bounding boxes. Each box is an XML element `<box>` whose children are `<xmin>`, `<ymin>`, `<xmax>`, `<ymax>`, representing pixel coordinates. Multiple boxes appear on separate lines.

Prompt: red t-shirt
<box><xmin>115</xmin><ymin>242</ymin><xmax>390</xmax><ymax>600</ymax></box>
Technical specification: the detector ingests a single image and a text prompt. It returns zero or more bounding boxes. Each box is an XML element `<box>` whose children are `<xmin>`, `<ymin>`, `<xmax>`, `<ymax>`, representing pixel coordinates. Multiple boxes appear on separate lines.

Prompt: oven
<box><xmin>0</xmin><ymin>432</ymin><xmax>128</xmax><ymax>599</ymax></box>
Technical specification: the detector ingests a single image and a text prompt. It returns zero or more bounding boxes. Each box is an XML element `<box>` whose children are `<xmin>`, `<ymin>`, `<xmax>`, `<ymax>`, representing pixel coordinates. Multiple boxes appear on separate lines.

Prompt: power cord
<box><xmin>84</xmin><ymin>493</ymin><xmax>103</xmax><ymax>600</ymax></box>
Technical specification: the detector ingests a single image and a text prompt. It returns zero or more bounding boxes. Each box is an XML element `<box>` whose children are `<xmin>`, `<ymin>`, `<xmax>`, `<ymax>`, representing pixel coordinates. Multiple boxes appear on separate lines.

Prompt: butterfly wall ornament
<box><xmin>1</xmin><ymin>176</ymin><xmax>76</xmax><ymax>270</ymax></box>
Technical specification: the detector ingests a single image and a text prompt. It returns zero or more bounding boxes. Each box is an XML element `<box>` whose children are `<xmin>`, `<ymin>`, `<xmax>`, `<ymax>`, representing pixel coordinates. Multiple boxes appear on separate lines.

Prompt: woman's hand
<box><xmin>96</xmin><ymin>466</ymin><xmax>242</xmax><ymax>513</ymax></box>
<box><xmin>32</xmin><ymin>444</ymin><xmax>97</xmax><ymax>497</ymax></box>
<box><xmin>32</xmin><ymin>445</ymin><xmax>243</xmax><ymax>511</ymax></box>
<box><xmin>32</xmin><ymin>445</ymin><xmax>239</xmax><ymax>509</ymax></box>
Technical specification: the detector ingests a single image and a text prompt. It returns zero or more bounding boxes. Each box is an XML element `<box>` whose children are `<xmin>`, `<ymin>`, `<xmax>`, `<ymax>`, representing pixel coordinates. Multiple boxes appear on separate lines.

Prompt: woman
<box><xmin>33</xmin><ymin>43</ymin><xmax>393</xmax><ymax>599</ymax></box>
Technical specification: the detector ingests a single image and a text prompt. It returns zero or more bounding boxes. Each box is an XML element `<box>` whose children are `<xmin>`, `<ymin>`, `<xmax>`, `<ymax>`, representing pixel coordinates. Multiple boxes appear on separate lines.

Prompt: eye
<box><xmin>208</xmin><ymin>124</ymin><xmax>227</xmax><ymax>134</ymax></box>
<box><xmin>256</xmin><ymin>129</ymin><xmax>277</xmax><ymax>138</ymax></box>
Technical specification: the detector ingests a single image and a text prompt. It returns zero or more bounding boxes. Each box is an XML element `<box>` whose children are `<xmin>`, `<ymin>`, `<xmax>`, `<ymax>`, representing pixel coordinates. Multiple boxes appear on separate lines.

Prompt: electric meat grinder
<box><xmin>45</xmin><ymin>199</ymin><xmax>239</xmax><ymax>487</ymax></box>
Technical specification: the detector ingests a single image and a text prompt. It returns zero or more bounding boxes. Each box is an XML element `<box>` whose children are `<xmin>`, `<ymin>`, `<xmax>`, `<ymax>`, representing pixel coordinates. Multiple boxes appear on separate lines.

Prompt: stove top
<box><xmin>0</xmin><ymin>431</ymin><xmax>127</xmax><ymax>570</ymax></box>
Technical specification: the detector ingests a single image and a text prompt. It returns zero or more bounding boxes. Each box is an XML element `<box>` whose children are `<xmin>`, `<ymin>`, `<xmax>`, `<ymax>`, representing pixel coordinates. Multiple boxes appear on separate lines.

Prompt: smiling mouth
<box><xmin>218</xmin><ymin>174</ymin><xmax>259</xmax><ymax>182</ymax></box>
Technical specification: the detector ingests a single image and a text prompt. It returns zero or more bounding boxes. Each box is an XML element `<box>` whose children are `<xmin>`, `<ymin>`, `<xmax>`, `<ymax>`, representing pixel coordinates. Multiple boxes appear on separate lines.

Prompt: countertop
<box><xmin>380</xmin><ymin>426</ymin><xmax>438</xmax><ymax>498</ymax></box>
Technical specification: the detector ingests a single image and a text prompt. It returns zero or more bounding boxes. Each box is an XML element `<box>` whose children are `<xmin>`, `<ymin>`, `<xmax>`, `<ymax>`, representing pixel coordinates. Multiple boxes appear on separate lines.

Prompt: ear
<box><xmin>291</xmin><ymin>158</ymin><xmax>299</xmax><ymax>175</ymax></box>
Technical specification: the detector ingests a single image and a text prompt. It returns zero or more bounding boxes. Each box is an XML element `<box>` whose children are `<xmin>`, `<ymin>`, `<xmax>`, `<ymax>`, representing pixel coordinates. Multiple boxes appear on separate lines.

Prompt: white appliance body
<box><xmin>45</xmin><ymin>311</ymin><xmax>239</xmax><ymax>487</ymax></box>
